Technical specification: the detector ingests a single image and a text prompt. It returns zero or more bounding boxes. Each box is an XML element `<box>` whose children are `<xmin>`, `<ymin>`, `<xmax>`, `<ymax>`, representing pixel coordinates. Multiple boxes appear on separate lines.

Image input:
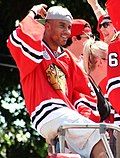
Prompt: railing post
<box><xmin>100</xmin><ymin>124</ymin><xmax>114</xmax><ymax>158</ymax></box>
<box><xmin>58</xmin><ymin>126</ymin><xmax>66</xmax><ymax>153</ymax></box>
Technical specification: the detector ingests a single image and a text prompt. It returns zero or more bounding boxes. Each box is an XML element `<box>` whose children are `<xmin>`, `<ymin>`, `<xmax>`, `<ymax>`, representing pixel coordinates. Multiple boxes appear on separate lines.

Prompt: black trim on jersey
<box><xmin>32</xmin><ymin>102</ymin><xmax>67</xmax><ymax>122</ymax></box>
<box><xmin>11</xmin><ymin>33</ymin><xmax>43</xmax><ymax>60</ymax></box>
<box><xmin>75</xmin><ymin>101</ymin><xmax>96</xmax><ymax>111</ymax></box>
<box><xmin>35</xmin><ymin>107</ymin><xmax>61</xmax><ymax>129</ymax></box>
<box><xmin>107</xmin><ymin>79</ymin><xmax>120</xmax><ymax>91</ymax></box>
<box><xmin>114</xmin><ymin>117</ymin><xmax>120</xmax><ymax>121</ymax></box>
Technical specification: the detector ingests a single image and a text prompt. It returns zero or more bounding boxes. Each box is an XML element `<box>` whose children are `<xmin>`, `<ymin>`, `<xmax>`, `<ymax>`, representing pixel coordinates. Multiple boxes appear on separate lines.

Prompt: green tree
<box><xmin>0</xmin><ymin>85</ymin><xmax>48</xmax><ymax>158</ymax></box>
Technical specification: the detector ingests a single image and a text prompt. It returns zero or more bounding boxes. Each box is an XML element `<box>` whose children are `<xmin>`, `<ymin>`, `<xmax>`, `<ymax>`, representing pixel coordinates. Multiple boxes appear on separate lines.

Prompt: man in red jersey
<box><xmin>105</xmin><ymin>1</ymin><xmax>120</xmax><ymax>157</ymax></box>
<box><xmin>7</xmin><ymin>4</ymin><xmax>108</xmax><ymax>157</ymax></box>
<box><xmin>87</xmin><ymin>0</ymin><xmax>120</xmax><ymax>118</ymax></box>
<box><xmin>101</xmin><ymin>0</ymin><xmax>120</xmax><ymax>115</ymax></box>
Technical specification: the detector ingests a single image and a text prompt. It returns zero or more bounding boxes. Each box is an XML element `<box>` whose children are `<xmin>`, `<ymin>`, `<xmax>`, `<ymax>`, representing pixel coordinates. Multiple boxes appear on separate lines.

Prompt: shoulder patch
<box><xmin>43</xmin><ymin>50</ymin><xmax>51</xmax><ymax>60</ymax></box>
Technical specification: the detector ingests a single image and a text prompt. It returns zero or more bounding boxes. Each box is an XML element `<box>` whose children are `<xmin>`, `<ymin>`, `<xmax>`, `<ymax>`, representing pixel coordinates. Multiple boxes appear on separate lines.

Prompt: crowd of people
<box><xmin>7</xmin><ymin>0</ymin><xmax>120</xmax><ymax>157</ymax></box>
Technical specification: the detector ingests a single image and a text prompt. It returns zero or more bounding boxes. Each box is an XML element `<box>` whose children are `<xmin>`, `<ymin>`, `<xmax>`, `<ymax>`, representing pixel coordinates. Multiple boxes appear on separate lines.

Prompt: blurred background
<box><xmin>0</xmin><ymin>0</ymin><xmax>106</xmax><ymax>157</ymax></box>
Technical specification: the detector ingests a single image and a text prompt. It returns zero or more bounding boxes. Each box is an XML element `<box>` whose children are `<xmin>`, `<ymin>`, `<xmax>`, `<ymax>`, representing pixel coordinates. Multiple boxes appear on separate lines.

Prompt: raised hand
<box><xmin>31</xmin><ymin>4</ymin><xmax>48</xmax><ymax>18</ymax></box>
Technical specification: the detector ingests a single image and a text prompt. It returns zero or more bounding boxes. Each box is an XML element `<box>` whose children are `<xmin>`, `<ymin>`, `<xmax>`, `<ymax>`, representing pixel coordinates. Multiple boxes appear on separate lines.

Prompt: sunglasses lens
<box><xmin>99</xmin><ymin>22</ymin><xmax>110</xmax><ymax>29</ymax></box>
<box><xmin>103</xmin><ymin>22</ymin><xmax>109</xmax><ymax>28</ymax></box>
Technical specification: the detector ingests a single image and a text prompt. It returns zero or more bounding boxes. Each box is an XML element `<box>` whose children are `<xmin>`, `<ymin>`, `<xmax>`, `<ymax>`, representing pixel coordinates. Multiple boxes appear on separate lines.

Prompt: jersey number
<box><xmin>108</xmin><ymin>52</ymin><xmax>118</xmax><ymax>67</ymax></box>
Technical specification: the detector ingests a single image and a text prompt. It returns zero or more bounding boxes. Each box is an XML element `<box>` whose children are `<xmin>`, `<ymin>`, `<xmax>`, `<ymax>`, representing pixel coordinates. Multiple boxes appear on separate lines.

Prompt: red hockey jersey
<box><xmin>106</xmin><ymin>0</ymin><xmax>120</xmax><ymax>31</ymax></box>
<box><xmin>105</xmin><ymin>0</ymin><xmax>120</xmax><ymax>123</ymax></box>
<box><xmin>106</xmin><ymin>36</ymin><xmax>120</xmax><ymax>114</ymax></box>
<box><xmin>7</xmin><ymin>16</ymin><xmax>100</xmax><ymax>131</ymax></box>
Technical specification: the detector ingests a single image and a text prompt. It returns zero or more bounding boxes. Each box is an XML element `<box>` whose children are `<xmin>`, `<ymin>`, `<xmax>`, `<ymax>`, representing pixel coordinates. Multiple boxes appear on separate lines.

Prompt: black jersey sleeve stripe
<box><xmin>75</xmin><ymin>101</ymin><xmax>96</xmax><ymax>111</ymax></box>
<box><xmin>107</xmin><ymin>79</ymin><xmax>120</xmax><ymax>91</ymax></box>
<box><xmin>35</xmin><ymin>107</ymin><xmax>61</xmax><ymax>129</ymax></box>
<box><xmin>11</xmin><ymin>33</ymin><xmax>43</xmax><ymax>60</ymax></box>
<box><xmin>32</xmin><ymin>102</ymin><xmax>66</xmax><ymax>122</ymax></box>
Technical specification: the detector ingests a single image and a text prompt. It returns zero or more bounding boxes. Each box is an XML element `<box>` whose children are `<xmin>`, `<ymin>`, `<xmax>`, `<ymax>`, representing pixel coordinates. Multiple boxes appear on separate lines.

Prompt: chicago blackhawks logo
<box><xmin>46</xmin><ymin>64</ymin><xmax>67</xmax><ymax>94</ymax></box>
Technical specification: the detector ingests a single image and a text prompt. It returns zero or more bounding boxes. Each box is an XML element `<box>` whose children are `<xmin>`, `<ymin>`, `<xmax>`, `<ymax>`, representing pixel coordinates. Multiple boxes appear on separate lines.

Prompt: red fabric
<box><xmin>7</xmin><ymin>15</ymin><xmax>100</xmax><ymax>123</ymax></box>
<box><xmin>107</xmin><ymin>37</ymin><xmax>120</xmax><ymax>114</ymax></box>
<box><xmin>71</xmin><ymin>19</ymin><xmax>91</xmax><ymax>37</ymax></box>
<box><xmin>99</xmin><ymin>77</ymin><xmax>107</xmax><ymax>94</ymax></box>
<box><xmin>99</xmin><ymin>77</ymin><xmax>115</xmax><ymax>123</ymax></box>
<box><xmin>99</xmin><ymin>0</ymin><xmax>120</xmax><ymax>118</ymax></box>
<box><xmin>77</xmin><ymin>105</ymin><xmax>100</xmax><ymax>122</ymax></box>
<box><xmin>106</xmin><ymin>0</ymin><xmax>120</xmax><ymax>31</ymax></box>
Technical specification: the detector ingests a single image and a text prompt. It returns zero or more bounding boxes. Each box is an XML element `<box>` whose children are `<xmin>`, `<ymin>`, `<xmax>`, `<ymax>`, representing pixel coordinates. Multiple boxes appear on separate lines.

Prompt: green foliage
<box><xmin>0</xmin><ymin>0</ymin><xmax>106</xmax><ymax>157</ymax></box>
<box><xmin>0</xmin><ymin>85</ymin><xmax>48</xmax><ymax>158</ymax></box>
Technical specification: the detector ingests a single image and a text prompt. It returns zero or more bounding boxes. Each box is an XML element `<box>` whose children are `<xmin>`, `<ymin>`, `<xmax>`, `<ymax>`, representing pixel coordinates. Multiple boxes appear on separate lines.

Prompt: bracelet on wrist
<box><xmin>29</xmin><ymin>10</ymin><xmax>37</xmax><ymax>17</ymax></box>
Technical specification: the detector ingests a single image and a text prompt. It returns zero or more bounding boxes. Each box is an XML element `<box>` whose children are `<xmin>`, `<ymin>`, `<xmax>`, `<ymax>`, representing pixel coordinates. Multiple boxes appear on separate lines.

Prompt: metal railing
<box><xmin>57</xmin><ymin>123</ymin><xmax>120</xmax><ymax>158</ymax></box>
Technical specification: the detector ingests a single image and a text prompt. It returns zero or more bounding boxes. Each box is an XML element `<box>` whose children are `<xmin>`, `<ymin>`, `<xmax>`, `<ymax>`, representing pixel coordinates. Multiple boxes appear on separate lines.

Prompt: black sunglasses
<box><xmin>99</xmin><ymin>22</ymin><xmax>112</xmax><ymax>29</ymax></box>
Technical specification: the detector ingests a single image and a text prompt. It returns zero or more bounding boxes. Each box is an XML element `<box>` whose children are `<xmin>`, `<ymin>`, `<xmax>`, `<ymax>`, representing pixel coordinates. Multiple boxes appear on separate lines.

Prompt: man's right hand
<box><xmin>30</xmin><ymin>4</ymin><xmax>48</xmax><ymax>18</ymax></box>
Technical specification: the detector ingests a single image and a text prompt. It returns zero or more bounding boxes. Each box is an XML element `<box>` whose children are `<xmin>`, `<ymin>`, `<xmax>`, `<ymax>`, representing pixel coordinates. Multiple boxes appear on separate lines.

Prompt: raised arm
<box><xmin>87</xmin><ymin>0</ymin><xmax>106</xmax><ymax>20</ymax></box>
<box><xmin>28</xmin><ymin>4</ymin><xmax>47</xmax><ymax>19</ymax></box>
<box><xmin>20</xmin><ymin>4</ymin><xmax>47</xmax><ymax>41</ymax></box>
<box><xmin>7</xmin><ymin>4</ymin><xmax>48</xmax><ymax>79</ymax></box>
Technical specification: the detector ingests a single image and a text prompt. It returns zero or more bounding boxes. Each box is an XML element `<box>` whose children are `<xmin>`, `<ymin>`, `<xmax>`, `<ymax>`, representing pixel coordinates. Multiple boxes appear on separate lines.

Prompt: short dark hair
<box><xmin>64</xmin><ymin>35</ymin><xmax>82</xmax><ymax>48</ymax></box>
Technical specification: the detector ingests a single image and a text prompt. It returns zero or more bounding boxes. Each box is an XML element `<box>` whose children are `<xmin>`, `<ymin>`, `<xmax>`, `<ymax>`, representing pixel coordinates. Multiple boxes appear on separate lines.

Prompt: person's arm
<box><xmin>70</xmin><ymin>59</ymin><xmax>101</xmax><ymax>122</ymax></box>
<box><xmin>20</xmin><ymin>4</ymin><xmax>47</xmax><ymax>41</ymax></box>
<box><xmin>7</xmin><ymin>4</ymin><xmax>47</xmax><ymax>79</ymax></box>
<box><xmin>73</xmin><ymin>92</ymin><xmax>101</xmax><ymax>122</ymax></box>
<box><xmin>87</xmin><ymin>0</ymin><xmax>107</xmax><ymax>20</ymax></box>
